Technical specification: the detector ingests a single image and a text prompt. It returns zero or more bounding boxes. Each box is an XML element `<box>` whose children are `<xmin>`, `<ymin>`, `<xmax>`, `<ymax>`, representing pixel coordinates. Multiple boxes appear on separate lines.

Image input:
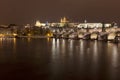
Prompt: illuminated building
<box><xmin>60</xmin><ymin>17</ymin><xmax>69</xmax><ymax>23</ymax></box>
<box><xmin>78</xmin><ymin>23</ymin><xmax>111</xmax><ymax>28</ymax></box>
<box><xmin>25</xmin><ymin>24</ymin><xmax>31</xmax><ymax>28</ymax></box>
<box><xmin>35</xmin><ymin>20</ymin><xmax>47</xmax><ymax>27</ymax></box>
<box><xmin>78</xmin><ymin>23</ymin><xmax>102</xmax><ymax>28</ymax></box>
<box><xmin>60</xmin><ymin>17</ymin><xmax>69</xmax><ymax>27</ymax></box>
<box><xmin>35</xmin><ymin>20</ymin><xmax>41</xmax><ymax>27</ymax></box>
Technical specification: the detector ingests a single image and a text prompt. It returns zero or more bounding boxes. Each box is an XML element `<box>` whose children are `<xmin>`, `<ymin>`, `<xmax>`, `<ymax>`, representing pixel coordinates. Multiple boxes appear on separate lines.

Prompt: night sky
<box><xmin>0</xmin><ymin>0</ymin><xmax>120</xmax><ymax>24</ymax></box>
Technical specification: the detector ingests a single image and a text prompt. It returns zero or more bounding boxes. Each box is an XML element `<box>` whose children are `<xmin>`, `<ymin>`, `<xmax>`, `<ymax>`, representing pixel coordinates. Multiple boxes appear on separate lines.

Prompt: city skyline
<box><xmin>0</xmin><ymin>0</ymin><xmax>120</xmax><ymax>24</ymax></box>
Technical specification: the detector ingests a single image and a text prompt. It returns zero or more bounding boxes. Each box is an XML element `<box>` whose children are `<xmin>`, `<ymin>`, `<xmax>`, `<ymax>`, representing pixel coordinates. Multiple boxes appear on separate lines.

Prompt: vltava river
<box><xmin>0</xmin><ymin>38</ymin><xmax>120</xmax><ymax>80</ymax></box>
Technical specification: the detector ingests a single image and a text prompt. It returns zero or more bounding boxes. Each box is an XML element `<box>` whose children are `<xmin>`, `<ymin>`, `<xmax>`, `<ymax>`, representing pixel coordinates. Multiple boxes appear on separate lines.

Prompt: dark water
<box><xmin>0</xmin><ymin>38</ymin><xmax>120</xmax><ymax>80</ymax></box>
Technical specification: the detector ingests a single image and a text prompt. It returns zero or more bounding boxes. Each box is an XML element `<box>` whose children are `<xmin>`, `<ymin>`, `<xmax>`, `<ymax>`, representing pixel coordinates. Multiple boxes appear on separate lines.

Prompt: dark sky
<box><xmin>0</xmin><ymin>0</ymin><xmax>120</xmax><ymax>24</ymax></box>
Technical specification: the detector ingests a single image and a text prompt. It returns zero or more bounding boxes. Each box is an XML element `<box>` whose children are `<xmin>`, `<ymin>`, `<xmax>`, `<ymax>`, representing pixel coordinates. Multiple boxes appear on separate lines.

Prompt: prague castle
<box><xmin>34</xmin><ymin>17</ymin><xmax>113</xmax><ymax>28</ymax></box>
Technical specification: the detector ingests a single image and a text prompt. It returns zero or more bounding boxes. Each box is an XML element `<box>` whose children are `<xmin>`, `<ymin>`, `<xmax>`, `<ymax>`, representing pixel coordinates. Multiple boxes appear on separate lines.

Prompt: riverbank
<box><xmin>17</xmin><ymin>36</ymin><xmax>51</xmax><ymax>38</ymax></box>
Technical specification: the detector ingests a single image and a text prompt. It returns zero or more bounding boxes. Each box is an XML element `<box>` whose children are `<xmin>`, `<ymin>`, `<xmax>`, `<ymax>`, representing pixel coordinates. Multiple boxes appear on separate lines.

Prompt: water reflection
<box><xmin>107</xmin><ymin>43</ymin><xmax>119</xmax><ymax>80</ymax></box>
<box><xmin>0</xmin><ymin>38</ymin><xmax>3</xmax><ymax>47</ymax></box>
<box><xmin>79</xmin><ymin>40</ymin><xmax>84</xmax><ymax>71</ymax></box>
<box><xmin>27</xmin><ymin>38</ymin><xmax>31</xmax><ymax>43</ymax></box>
<box><xmin>93</xmin><ymin>41</ymin><xmax>98</xmax><ymax>63</ymax></box>
<box><xmin>80</xmin><ymin>40</ymin><xmax>84</xmax><ymax>54</ymax></box>
<box><xmin>13</xmin><ymin>38</ymin><xmax>17</xmax><ymax>54</ymax></box>
<box><xmin>0</xmin><ymin>38</ymin><xmax>17</xmax><ymax>60</ymax></box>
<box><xmin>51</xmin><ymin>38</ymin><xmax>56</xmax><ymax>60</ymax></box>
<box><xmin>61</xmin><ymin>39</ymin><xmax>66</xmax><ymax>54</ymax></box>
<box><xmin>13</xmin><ymin>38</ymin><xmax>16</xmax><ymax>47</ymax></box>
<box><xmin>79</xmin><ymin>40</ymin><xmax>84</xmax><ymax>63</ymax></box>
<box><xmin>112</xmin><ymin>45</ymin><xmax>118</xmax><ymax>67</ymax></box>
<box><xmin>51</xmin><ymin>39</ymin><xmax>60</xmax><ymax>61</ymax></box>
<box><xmin>107</xmin><ymin>43</ymin><xmax>119</xmax><ymax>68</ymax></box>
<box><xmin>0</xmin><ymin>38</ymin><xmax>14</xmax><ymax>45</ymax></box>
<box><xmin>47</xmin><ymin>38</ymin><xmax>49</xmax><ymax>42</ymax></box>
<box><xmin>91</xmin><ymin>41</ymin><xmax>99</xmax><ymax>76</ymax></box>
<box><xmin>69</xmin><ymin>40</ymin><xmax>73</xmax><ymax>57</ymax></box>
<box><xmin>51</xmin><ymin>39</ymin><xmax>62</xmax><ymax>78</ymax></box>
<box><xmin>57</xmin><ymin>39</ymin><xmax>60</xmax><ymax>52</ymax></box>
<box><xmin>0</xmin><ymin>39</ymin><xmax>120</xmax><ymax>80</ymax></box>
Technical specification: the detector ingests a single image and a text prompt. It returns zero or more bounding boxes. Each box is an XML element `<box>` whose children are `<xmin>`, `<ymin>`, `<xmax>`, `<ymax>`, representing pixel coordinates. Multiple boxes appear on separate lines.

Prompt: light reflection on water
<box><xmin>51</xmin><ymin>39</ymin><xmax>120</xmax><ymax>80</ymax></box>
<box><xmin>69</xmin><ymin>40</ymin><xmax>73</xmax><ymax>58</ymax></box>
<box><xmin>0</xmin><ymin>38</ymin><xmax>120</xmax><ymax>80</ymax></box>
<box><xmin>93</xmin><ymin>41</ymin><xmax>98</xmax><ymax>64</ymax></box>
<box><xmin>61</xmin><ymin>39</ymin><xmax>66</xmax><ymax>54</ymax></box>
<box><xmin>79</xmin><ymin>40</ymin><xmax>84</xmax><ymax>61</ymax></box>
<box><xmin>13</xmin><ymin>38</ymin><xmax>17</xmax><ymax>59</ymax></box>
<box><xmin>107</xmin><ymin>43</ymin><xmax>119</xmax><ymax>68</ymax></box>
<box><xmin>0</xmin><ymin>38</ymin><xmax>17</xmax><ymax>60</ymax></box>
<box><xmin>111</xmin><ymin>45</ymin><xmax>119</xmax><ymax>79</ymax></box>
<box><xmin>13</xmin><ymin>38</ymin><xmax>16</xmax><ymax>49</ymax></box>
<box><xmin>27</xmin><ymin>38</ymin><xmax>31</xmax><ymax>43</ymax></box>
<box><xmin>112</xmin><ymin>45</ymin><xmax>118</xmax><ymax>68</ymax></box>
<box><xmin>51</xmin><ymin>38</ymin><xmax>56</xmax><ymax>60</ymax></box>
<box><xmin>0</xmin><ymin>38</ymin><xmax>16</xmax><ymax>47</ymax></box>
<box><xmin>107</xmin><ymin>43</ymin><xmax>119</xmax><ymax>80</ymax></box>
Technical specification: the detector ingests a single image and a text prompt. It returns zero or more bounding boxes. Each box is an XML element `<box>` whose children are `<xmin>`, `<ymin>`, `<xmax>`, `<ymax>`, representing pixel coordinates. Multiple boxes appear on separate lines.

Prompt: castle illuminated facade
<box><xmin>34</xmin><ymin>17</ymin><xmax>113</xmax><ymax>28</ymax></box>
